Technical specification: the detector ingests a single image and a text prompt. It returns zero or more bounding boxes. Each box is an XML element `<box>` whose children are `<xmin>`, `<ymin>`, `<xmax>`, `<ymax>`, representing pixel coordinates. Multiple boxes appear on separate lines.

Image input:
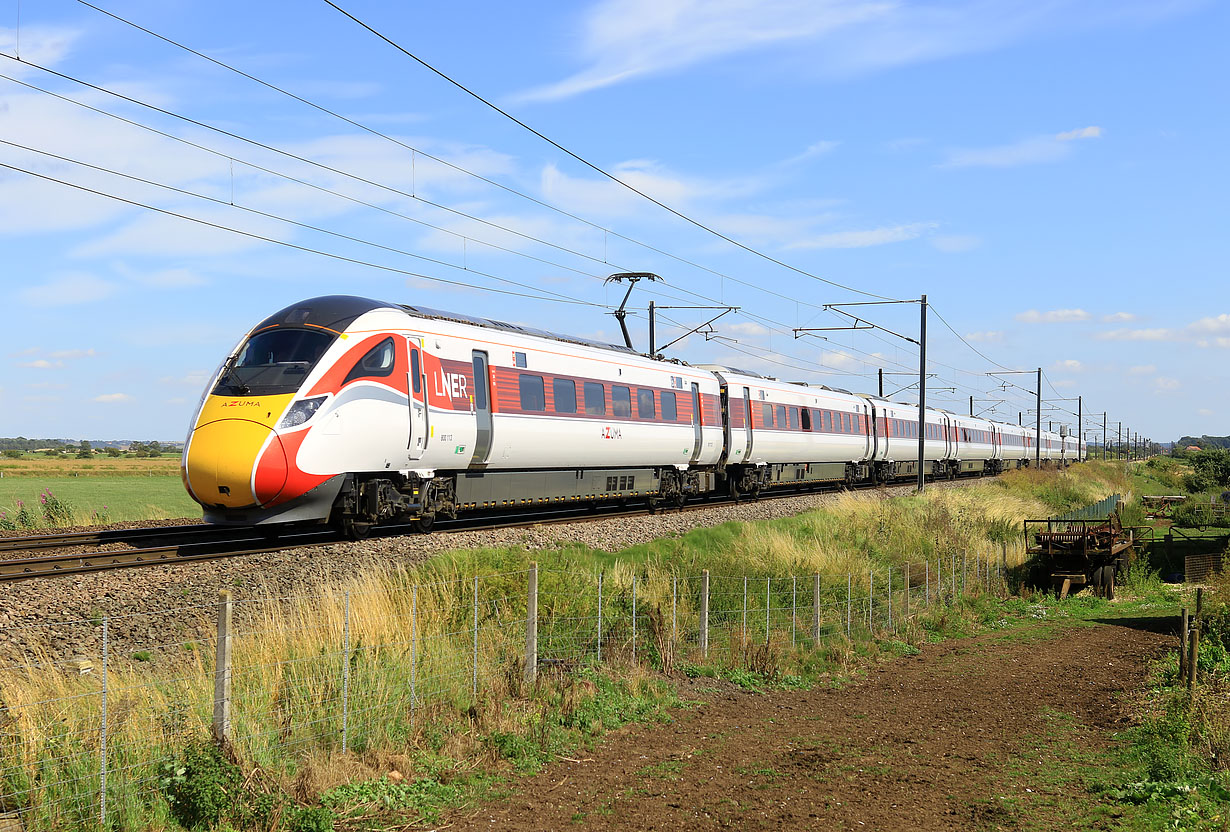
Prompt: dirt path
<box><xmin>444</xmin><ymin>615</ymin><xmax>1173</xmax><ymax>831</ymax></box>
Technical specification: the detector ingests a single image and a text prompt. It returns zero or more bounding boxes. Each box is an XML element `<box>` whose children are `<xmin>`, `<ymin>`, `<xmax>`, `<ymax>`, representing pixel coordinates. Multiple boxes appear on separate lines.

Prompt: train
<box><xmin>182</xmin><ymin>295</ymin><xmax>1084</xmax><ymax>537</ymax></box>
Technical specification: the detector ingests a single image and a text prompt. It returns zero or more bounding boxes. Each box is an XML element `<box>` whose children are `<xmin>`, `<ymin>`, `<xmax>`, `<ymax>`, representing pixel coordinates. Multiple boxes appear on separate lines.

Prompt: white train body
<box><xmin>182</xmin><ymin>296</ymin><xmax>1079</xmax><ymax>531</ymax></box>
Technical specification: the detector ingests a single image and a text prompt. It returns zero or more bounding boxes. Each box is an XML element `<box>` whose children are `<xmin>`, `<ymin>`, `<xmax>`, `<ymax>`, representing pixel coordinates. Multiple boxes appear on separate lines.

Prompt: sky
<box><xmin>0</xmin><ymin>0</ymin><xmax>1226</xmax><ymax>444</ymax></box>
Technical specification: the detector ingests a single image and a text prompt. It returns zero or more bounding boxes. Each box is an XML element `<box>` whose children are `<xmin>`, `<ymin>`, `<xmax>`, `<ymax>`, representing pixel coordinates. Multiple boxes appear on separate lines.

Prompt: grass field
<box><xmin>0</xmin><ymin>455</ymin><xmax>181</xmax><ymax>477</ymax></box>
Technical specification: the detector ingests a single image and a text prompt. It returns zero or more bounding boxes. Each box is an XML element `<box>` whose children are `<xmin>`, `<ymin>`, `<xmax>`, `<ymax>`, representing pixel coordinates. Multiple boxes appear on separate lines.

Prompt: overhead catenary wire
<box><xmin>0</xmin><ymin>160</ymin><xmax>604</xmax><ymax>307</ymax></box>
<box><xmin>70</xmin><ymin>0</ymin><xmax>879</xmax><ymax>312</ymax></box>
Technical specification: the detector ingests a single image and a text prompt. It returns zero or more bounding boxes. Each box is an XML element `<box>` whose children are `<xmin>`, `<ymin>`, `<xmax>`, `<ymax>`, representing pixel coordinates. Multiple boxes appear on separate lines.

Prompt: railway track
<box><xmin>0</xmin><ymin>475</ymin><xmax>987</xmax><ymax>583</ymax></box>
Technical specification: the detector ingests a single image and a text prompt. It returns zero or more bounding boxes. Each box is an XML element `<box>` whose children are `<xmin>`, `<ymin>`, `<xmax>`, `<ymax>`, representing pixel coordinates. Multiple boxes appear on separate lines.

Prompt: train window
<box><xmin>410</xmin><ymin>348</ymin><xmax>421</xmax><ymax>393</ymax></box>
<box><xmin>513</xmin><ymin>351</ymin><xmax>527</xmax><ymax>368</ymax></box>
<box><xmin>583</xmin><ymin>382</ymin><xmax>606</xmax><ymax>415</ymax></box>
<box><xmin>518</xmin><ymin>374</ymin><xmax>545</xmax><ymax>411</ymax></box>
<box><xmin>776</xmin><ymin>405</ymin><xmax>786</xmax><ymax>428</ymax></box>
<box><xmin>613</xmin><ymin>386</ymin><xmax>631</xmax><ymax>418</ymax></box>
<box><xmin>762</xmin><ymin>403</ymin><xmax>774</xmax><ymax>427</ymax></box>
<box><xmin>342</xmin><ymin>337</ymin><xmax>395</xmax><ymax>386</ymax></box>
<box><xmin>801</xmin><ymin>408</ymin><xmax>811</xmax><ymax>431</ymax></box>
<box><xmin>842</xmin><ymin>413</ymin><xmax>849</xmax><ymax>433</ymax></box>
<box><xmin>661</xmin><ymin>391</ymin><xmax>677</xmax><ymax>421</ymax></box>
<box><xmin>788</xmin><ymin>408</ymin><xmax>799</xmax><ymax>430</ymax></box>
<box><xmin>553</xmin><ymin>378</ymin><xmax>576</xmax><ymax>414</ymax></box>
<box><xmin>637</xmin><ymin>388</ymin><xmax>656</xmax><ymax>419</ymax></box>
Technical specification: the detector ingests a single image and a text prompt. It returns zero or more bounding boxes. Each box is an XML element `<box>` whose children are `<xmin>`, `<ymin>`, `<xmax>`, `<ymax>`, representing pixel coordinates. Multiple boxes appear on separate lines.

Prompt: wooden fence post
<box><xmin>700</xmin><ymin>570</ymin><xmax>710</xmax><ymax>658</ymax></box>
<box><xmin>813</xmin><ymin>574</ymin><xmax>821</xmax><ymax>642</ymax></box>
<box><xmin>1179</xmin><ymin>607</ymin><xmax>1188</xmax><ymax>679</ymax></box>
<box><xmin>525</xmin><ymin>562</ymin><xmax>538</xmax><ymax>686</ymax></box>
<box><xmin>212</xmin><ymin>590</ymin><xmax>233</xmax><ymax>744</ymax></box>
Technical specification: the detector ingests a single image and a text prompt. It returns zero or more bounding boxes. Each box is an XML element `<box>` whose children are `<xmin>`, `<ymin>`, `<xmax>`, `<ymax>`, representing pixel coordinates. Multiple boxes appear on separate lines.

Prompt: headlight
<box><xmin>280</xmin><ymin>396</ymin><xmax>327</xmax><ymax>428</ymax></box>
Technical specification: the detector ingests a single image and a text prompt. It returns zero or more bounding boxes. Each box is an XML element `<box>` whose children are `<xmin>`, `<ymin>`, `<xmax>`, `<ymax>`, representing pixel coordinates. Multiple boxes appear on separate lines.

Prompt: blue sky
<box><xmin>1</xmin><ymin>0</ymin><xmax>1225</xmax><ymax>444</ymax></box>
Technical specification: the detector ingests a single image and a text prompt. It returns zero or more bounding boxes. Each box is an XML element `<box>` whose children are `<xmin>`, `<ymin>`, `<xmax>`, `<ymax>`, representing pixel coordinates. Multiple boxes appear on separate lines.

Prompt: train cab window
<box><xmin>788</xmin><ymin>408</ymin><xmax>799</xmax><ymax>430</ymax></box>
<box><xmin>762</xmin><ymin>403</ymin><xmax>774</xmax><ymax>427</ymax></box>
<box><xmin>583</xmin><ymin>382</ymin><xmax>606</xmax><ymax>415</ymax></box>
<box><xmin>776</xmin><ymin>405</ymin><xmax>786</xmax><ymax>428</ymax></box>
<box><xmin>613</xmin><ymin>386</ymin><xmax>631</xmax><ymax>418</ymax></box>
<box><xmin>553</xmin><ymin>378</ymin><xmax>576</xmax><ymax>414</ymax></box>
<box><xmin>661</xmin><ymin>391</ymin><xmax>677</xmax><ymax>421</ymax></box>
<box><xmin>409</xmin><ymin>348</ymin><xmax>421</xmax><ymax>393</ymax></box>
<box><xmin>801</xmin><ymin>408</ymin><xmax>811</xmax><ymax>431</ymax></box>
<box><xmin>637</xmin><ymin>388</ymin><xmax>656</xmax><ymax>419</ymax></box>
<box><xmin>518</xmin><ymin>374</ymin><xmax>546</xmax><ymax>411</ymax></box>
<box><xmin>342</xmin><ymin>337</ymin><xmax>395</xmax><ymax>386</ymax></box>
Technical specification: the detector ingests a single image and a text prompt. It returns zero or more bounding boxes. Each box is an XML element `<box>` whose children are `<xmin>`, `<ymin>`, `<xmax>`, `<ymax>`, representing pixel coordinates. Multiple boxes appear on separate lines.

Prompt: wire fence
<box><xmin>0</xmin><ymin>550</ymin><xmax>1011</xmax><ymax>830</ymax></box>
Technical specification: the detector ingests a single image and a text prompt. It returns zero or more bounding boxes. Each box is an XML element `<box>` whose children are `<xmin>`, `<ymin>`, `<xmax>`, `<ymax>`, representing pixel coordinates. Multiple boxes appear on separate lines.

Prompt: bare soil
<box><xmin>444</xmin><ymin>615</ymin><xmax>1173</xmax><ymax>831</ymax></box>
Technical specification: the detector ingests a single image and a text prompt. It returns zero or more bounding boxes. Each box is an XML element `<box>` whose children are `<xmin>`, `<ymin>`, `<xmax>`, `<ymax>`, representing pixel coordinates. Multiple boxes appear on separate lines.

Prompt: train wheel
<box><xmin>414</xmin><ymin>513</ymin><xmax>436</xmax><ymax>534</ymax></box>
<box><xmin>342</xmin><ymin>518</ymin><xmax>372</xmax><ymax>541</ymax></box>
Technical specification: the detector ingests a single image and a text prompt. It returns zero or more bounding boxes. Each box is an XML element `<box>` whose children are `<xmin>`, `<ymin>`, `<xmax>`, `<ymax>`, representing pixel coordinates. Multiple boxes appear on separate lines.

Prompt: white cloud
<box><xmin>0</xmin><ymin>26</ymin><xmax>80</xmax><ymax>77</ymax></box>
<box><xmin>787</xmin><ymin>222</ymin><xmax>936</xmax><ymax>250</ymax></box>
<box><xmin>1050</xmin><ymin>379</ymin><xmax>1077</xmax><ymax>388</ymax></box>
<box><xmin>820</xmin><ymin>349</ymin><xmax>862</xmax><ymax>371</ymax></box>
<box><xmin>511</xmin><ymin>1</ymin><xmax>1189</xmax><ymax>103</ymax></box>
<box><xmin>965</xmin><ymin>331</ymin><xmax>1002</xmax><ymax>342</ymax></box>
<box><xmin>1128</xmin><ymin>364</ymin><xmax>1156</xmax><ymax>375</ymax></box>
<box><xmin>727</xmin><ymin>321</ymin><xmax>769</xmax><ymax>337</ymax></box>
<box><xmin>781</xmin><ymin>140</ymin><xmax>840</xmax><ymax>166</ymax></box>
<box><xmin>1153</xmin><ymin>377</ymin><xmax>1180</xmax><ymax>391</ymax></box>
<box><xmin>1198</xmin><ymin>408</ymin><xmax>1214</xmax><ymax>416</ymax></box>
<box><xmin>941</xmin><ymin>126</ymin><xmax>1102</xmax><ymax>169</ymax></box>
<box><xmin>931</xmin><ymin>234</ymin><xmax>981</xmax><ymax>253</ymax></box>
<box><xmin>1056</xmin><ymin>126</ymin><xmax>1103</xmax><ymax>141</ymax></box>
<box><xmin>1189</xmin><ymin>313</ymin><xmax>1230</xmax><ymax>334</ymax></box>
<box><xmin>1102</xmin><ymin>312</ymin><xmax>1137</xmax><ymax>322</ymax></box>
<box><xmin>17</xmin><ymin>359</ymin><xmax>63</xmax><ymax>369</ymax></box>
<box><xmin>1016</xmin><ymin>308</ymin><xmax>1090</xmax><ymax>323</ymax></box>
<box><xmin>92</xmin><ymin>393</ymin><xmax>132</xmax><ymax>403</ymax></box>
<box><xmin>1097</xmin><ymin>328</ymin><xmax>1172</xmax><ymax>341</ymax></box>
<box><xmin>47</xmin><ymin>348</ymin><xmax>97</xmax><ymax>360</ymax></box>
<box><xmin>128</xmin><ymin>268</ymin><xmax>210</xmax><ymax>289</ymax></box>
<box><xmin>19</xmin><ymin>273</ymin><xmax>116</xmax><ymax>307</ymax></box>
<box><xmin>1052</xmin><ymin>359</ymin><xmax>1083</xmax><ymax>372</ymax></box>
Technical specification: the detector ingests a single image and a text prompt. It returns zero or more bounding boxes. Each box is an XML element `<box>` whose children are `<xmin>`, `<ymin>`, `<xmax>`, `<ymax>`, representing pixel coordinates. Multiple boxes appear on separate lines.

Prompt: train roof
<box><xmin>397</xmin><ymin>303</ymin><xmax>639</xmax><ymax>356</ymax></box>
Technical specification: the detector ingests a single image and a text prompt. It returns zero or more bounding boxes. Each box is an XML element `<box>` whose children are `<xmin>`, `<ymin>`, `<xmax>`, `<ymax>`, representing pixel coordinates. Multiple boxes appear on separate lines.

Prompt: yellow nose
<box><xmin>185</xmin><ymin>395</ymin><xmax>292</xmax><ymax>509</ymax></box>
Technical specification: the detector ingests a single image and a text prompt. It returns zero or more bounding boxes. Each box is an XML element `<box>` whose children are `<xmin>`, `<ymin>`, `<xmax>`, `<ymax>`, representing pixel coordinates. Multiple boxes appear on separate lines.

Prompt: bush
<box><xmin>39</xmin><ymin>490</ymin><xmax>74</xmax><ymax>527</ymax></box>
<box><xmin>160</xmin><ymin>743</ymin><xmax>243</xmax><ymax>830</ymax></box>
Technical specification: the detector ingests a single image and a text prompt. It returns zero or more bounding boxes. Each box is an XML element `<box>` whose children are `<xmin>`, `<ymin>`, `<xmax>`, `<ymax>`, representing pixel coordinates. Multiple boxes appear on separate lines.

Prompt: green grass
<box><xmin>0</xmin><ymin>475</ymin><xmax>199</xmax><ymax>527</ymax></box>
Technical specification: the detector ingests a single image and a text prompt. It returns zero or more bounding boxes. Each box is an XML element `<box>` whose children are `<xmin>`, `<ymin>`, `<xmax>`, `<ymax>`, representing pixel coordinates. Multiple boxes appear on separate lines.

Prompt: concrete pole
<box><xmin>525</xmin><ymin>563</ymin><xmax>538</xmax><ymax>685</ymax></box>
<box><xmin>700</xmin><ymin>570</ymin><xmax>710</xmax><ymax>657</ymax></box>
<box><xmin>212</xmin><ymin>590</ymin><xmax>233</xmax><ymax>744</ymax></box>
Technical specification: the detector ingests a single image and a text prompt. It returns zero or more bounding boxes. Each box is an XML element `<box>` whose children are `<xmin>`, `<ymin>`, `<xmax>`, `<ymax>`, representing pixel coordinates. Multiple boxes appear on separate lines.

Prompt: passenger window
<box><xmin>762</xmin><ymin>403</ymin><xmax>773</xmax><ymax>427</ymax></box>
<box><xmin>801</xmin><ymin>408</ymin><xmax>811</xmax><ymax>431</ymax></box>
<box><xmin>553</xmin><ymin>378</ymin><xmax>576</xmax><ymax>414</ymax></box>
<box><xmin>343</xmin><ymin>337</ymin><xmax>395</xmax><ymax>385</ymax></box>
<box><xmin>410</xmin><ymin>347</ymin><xmax>421</xmax><ymax>393</ymax></box>
<box><xmin>776</xmin><ymin>405</ymin><xmax>786</xmax><ymax>428</ymax></box>
<box><xmin>518</xmin><ymin>374</ymin><xmax>545</xmax><ymax>411</ymax></box>
<box><xmin>613</xmin><ymin>386</ymin><xmax>631</xmax><ymax>418</ymax></box>
<box><xmin>637</xmin><ymin>388</ymin><xmax>656</xmax><ymax>419</ymax></box>
<box><xmin>841</xmin><ymin>413</ymin><xmax>849</xmax><ymax>433</ymax></box>
<box><xmin>788</xmin><ymin>408</ymin><xmax>799</xmax><ymax>430</ymax></box>
<box><xmin>584</xmin><ymin>382</ymin><xmax>606</xmax><ymax>415</ymax></box>
<box><xmin>661</xmin><ymin>391</ymin><xmax>677</xmax><ymax>421</ymax></box>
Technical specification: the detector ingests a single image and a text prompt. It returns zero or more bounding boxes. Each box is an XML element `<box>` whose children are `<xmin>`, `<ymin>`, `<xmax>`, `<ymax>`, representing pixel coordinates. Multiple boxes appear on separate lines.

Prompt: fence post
<box><xmin>1000</xmin><ymin>541</ymin><xmax>1008</xmax><ymax>586</ymax></box>
<box><xmin>700</xmin><ymin>570</ymin><xmax>710</xmax><ymax>657</ymax></box>
<box><xmin>765</xmin><ymin>577</ymin><xmax>771</xmax><ymax>645</ymax></box>
<box><xmin>846</xmin><ymin>573</ymin><xmax>851</xmax><ymax>636</ymax></box>
<box><xmin>212</xmin><ymin>590</ymin><xmax>232</xmax><ymax>744</ymax></box>
<box><xmin>597</xmin><ymin>571</ymin><xmax>603</xmax><ymax>663</ymax></box>
<box><xmin>887</xmin><ymin>567</ymin><xmax>893</xmax><ymax>631</ymax></box>
<box><xmin>525</xmin><ymin>563</ymin><xmax>538</xmax><ymax>686</ymax></box>
<box><xmin>342</xmin><ymin>591</ymin><xmax>351</xmax><ymax>753</ymax></box>
<box><xmin>472</xmin><ymin>576</ymin><xmax>479</xmax><ymax>700</ymax></box>
<box><xmin>791</xmin><ymin>576</ymin><xmax>797</xmax><ymax>647</ymax></box>
<box><xmin>962</xmin><ymin>550</ymin><xmax>967</xmax><ymax>595</ymax></box>
<box><xmin>1187</xmin><ymin>626</ymin><xmax>1199</xmax><ymax>694</ymax></box>
<box><xmin>100</xmin><ymin>616</ymin><xmax>109</xmax><ymax>828</ymax></box>
<box><xmin>410</xmin><ymin>584</ymin><xmax>417</xmax><ymax>719</ymax></box>
<box><xmin>925</xmin><ymin>560</ymin><xmax>930</xmax><ymax>606</ymax></box>
<box><xmin>631</xmin><ymin>575</ymin><xmax>638</xmax><ymax>665</ymax></box>
<box><xmin>951</xmin><ymin>553</ymin><xmax>957</xmax><ymax>601</ymax></box>
<box><xmin>937</xmin><ymin>556</ymin><xmax>942</xmax><ymax>604</ymax></box>
<box><xmin>1179</xmin><ymin>607</ymin><xmax>1188</xmax><ymax>679</ymax></box>
<box><xmin>812</xmin><ymin>574</ymin><xmax>821</xmax><ymax>643</ymax></box>
<box><xmin>742</xmin><ymin>576</ymin><xmax>748</xmax><ymax>643</ymax></box>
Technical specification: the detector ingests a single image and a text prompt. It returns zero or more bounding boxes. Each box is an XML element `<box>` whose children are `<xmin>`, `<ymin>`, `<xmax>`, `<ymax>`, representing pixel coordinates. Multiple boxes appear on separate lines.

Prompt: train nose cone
<box><xmin>185</xmin><ymin>418</ymin><xmax>288</xmax><ymax>509</ymax></box>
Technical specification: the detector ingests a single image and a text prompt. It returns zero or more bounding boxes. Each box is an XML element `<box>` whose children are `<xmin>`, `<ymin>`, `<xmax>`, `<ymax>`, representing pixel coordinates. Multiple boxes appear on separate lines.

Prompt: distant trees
<box><xmin>1185</xmin><ymin>448</ymin><xmax>1230</xmax><ymax>493</ymax></box>
<box><xmin>77</xmin><ymin>440</ymin><xmax>93</xmax><ymax>459</ymax></box>
<box><xmin>1</xmin><ymin>450</ymin><xmax>22</xmax><ymax>459</ymax></box>
<box><xmin>105</xmin><ymin>447</ymin><xmax>122</xmax><ymax>458</ymax></box>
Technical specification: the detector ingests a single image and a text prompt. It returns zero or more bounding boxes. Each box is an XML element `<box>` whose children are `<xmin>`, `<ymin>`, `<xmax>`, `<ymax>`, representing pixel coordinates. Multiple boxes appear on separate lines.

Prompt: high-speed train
<box><xmin>182</xmin><ymin>296</ymin><xmax>1082</xmax><ymax>536</ymax></box>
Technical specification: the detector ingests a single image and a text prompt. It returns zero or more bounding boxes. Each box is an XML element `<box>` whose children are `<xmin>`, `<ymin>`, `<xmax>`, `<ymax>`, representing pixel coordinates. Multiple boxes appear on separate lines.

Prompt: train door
<box><xmin>689</xmin><ymin>383</ymin><xmax>703</xmax><ymax>463</ymax></box>
<box><xmin>406</xmin><ymin>338</ymin><xmax>428</xmax><ymax>460</ymax></box>
<box><xmin>470</xmin><ymin>350</ymin><xmax>492</xmax><ymax>466</ymax></box>
<box><xmin>868</xmin><ymin>402</ymin><xmax>880</xmax><ymax>460</ymax></box>
<box><xmin>742</xmin><ymin>387</ymin><xmax>754</xmax><ymax>458</ymax></box>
